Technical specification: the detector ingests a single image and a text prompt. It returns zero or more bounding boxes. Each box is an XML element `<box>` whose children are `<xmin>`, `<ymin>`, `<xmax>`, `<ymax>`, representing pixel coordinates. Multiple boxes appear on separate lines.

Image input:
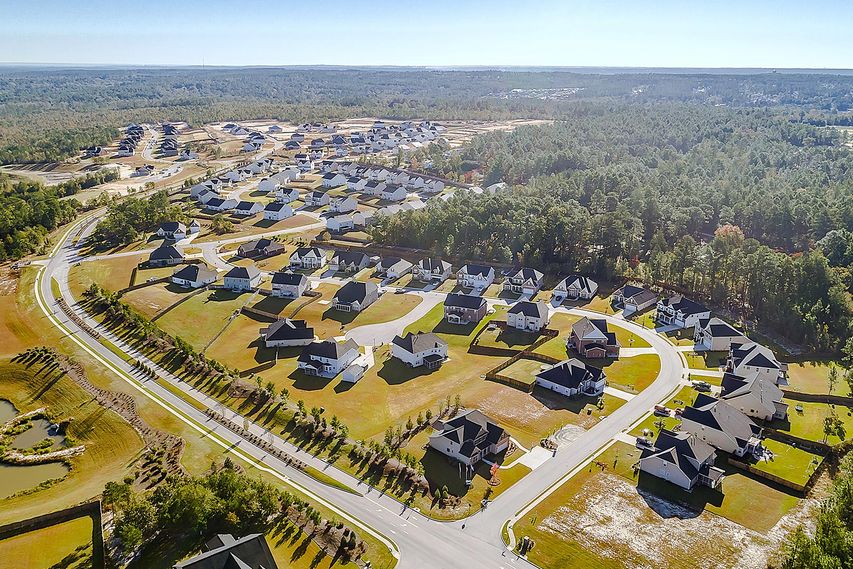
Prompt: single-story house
<box><xmin>223</xmin><ymin>265</ymin><xmax>262</xmax><ymax>291</ymax></box>
<box><xmin>270</xmin><ymin>270</ymin><xmax>309</xmax><ymax>298</ymax></box>
<box><xmin>535</xmin><ymin>358</ymin><xmax>606</xmax><ymax>397</ymax></box>
<box><xmin>297</xmin><ymin>339</ymin><xmax>360</xmax><ymax>378</ymax></box>
<box><xmin>428</xmin><ymin>410</ymin><xmax>509</xmax><ymax>467</ymax></box>
<box><xmin>720</xmin><ymin>372</ymin><xmax>788</xmax><ymax>421</ymax></box>
<box><xmin>376</xmin><ymin>257</ymin><xmax>413</xmax><ymax>280</ymax></box>
<box><xmin>156</xmin><ymin>221</ymin><xmax>187</xmax><ymax>240</ymax></box>
<box><xmin>506</xmin><ymin>301</ymin><xmax>550</xmax><ymax>332</ymax></box>
<box><xmin>188</xmin><ymin>220</ymin><xmax>201</xmax><ymax>234</ymax></box>
<box><xmin>457</xmin><ymin>264</ymin><xmax>495</xmax><ymax>289</ymax></box>
<box><xmin>330</xmin><ymin>251</ymin><xmax>370</xmax><ymax>274</ymax></box>
<box><xmin>613</xmin><ymin>284</ymin><xmax>658</xmax><ymax>313</ymax></box>
<box><xmin>503</xmin><ymin>268</ymin><xmax>544</xmax><ymax>296</ymax></box>
<box><xmin>289</xmin><ymin>247</ymin><xmax>327</xmax><ymax>270</ymax></box>
<box><xmin>694</xmin><ymin>317</ymin><xmax>747</xmax><ymax>351</ymax></box>
<box><xmin>656</xmin><ymin>295</ymin><xmax>711</xmax><ymax>329</ymax></box>
<box><xmin>332</xmin><ymin>281</ymin><xmax>379</xmax><ymax>312</ymax></box>
<box><xmin>237</xmin><ymin>238</ymin><xmax>286</xmax><ymax>259</ymax></box>
<box><xmin>171</xmin><ymin>263</ymin><xmax>218</xmax><ymax>288</ymax></box>
<box><xmin>444</xmin><ymin>293</ymin><xmax>487</xmax><ymax>325</ymax></box>
<box><xmin>263</xmin><ymin>202</ymin><xmax>293</xmax><ymax>221</ymax></box>
<box><xmin>638</xmin><ymin>430</ymin><xmax>725</xmax><ymax>491</ymax></box>
<box><xmin>147</xmin><ymin>245</ymin><xmax>184</xmax><ymax>267</ymax></box>
<box><xmin>260</xmin><ymin>319</ymin><xmax>315</xmax><ymax>348</ymax></box>
<box><xmin>680</xmin><ymin>393</ymin><xmax>763</xmax><ymax>457</ymax></box>
<box><xmin>391</xmin><ymin>332</ymin><xmax>448</xmax><ymax>369</ymax></box>
<box><xmin>569</xmin><ymin>317</ymin><xmax>620</xmax><ymax>358</ymax></box>
<box><xmin>284</xmin><ymin>140</ymin><xmax>301</xmax><ymax>150</ymax></box>
<box><xmin>553</xmin><ymin>275</ymin><xmax>598</xmax><ymax>301</ymax></box>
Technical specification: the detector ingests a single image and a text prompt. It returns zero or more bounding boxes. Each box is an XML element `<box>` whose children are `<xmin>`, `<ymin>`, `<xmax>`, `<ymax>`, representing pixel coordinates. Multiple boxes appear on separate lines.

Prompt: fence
<box><xmin>780</xmin><ymin>390</ymin><xmax>853</xmax><ymax>407</ymax></box>
<box><xmin>727</xmin><ymin>457</ymin><xmax>823</xmax><ymax>495</ymax></box>
<box><xmin>240</xmin><ymin>305</ymin><xmax>279</xmax><ymax>323</ymax></box>
<box><xmin>763</xmin><ymin>428</ymin><xmax>831</xmax><ymax>455</ymax></box>
<box><xmin>117</xmin><ymin>276</ymin><xmax>170</xmax><ymax>296</ymax></box>
<box><xmin>0</xmin><ymin>501</ymin><xmax>105</xmax><ymax>568</ymax></box>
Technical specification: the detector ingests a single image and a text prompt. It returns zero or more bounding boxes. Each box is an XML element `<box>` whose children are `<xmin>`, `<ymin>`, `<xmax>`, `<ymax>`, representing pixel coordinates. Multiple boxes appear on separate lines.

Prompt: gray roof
<box><xmin>149</xmin><ymin>245</ymin><xmax>183</xmax><ymax>261</ymax></box>
<box><xmin>224</xmin><ymin>265</ymin><xmax>260</xmax><ymax>280</ymax></box>
<box><xmin>173</xmin><ymin>533</ymin><xmax>276</xmax><ymax>569</ymax></box>
<box><xmin>172</xmin><ymin>264</ymin><xmax>217</xmax><ymax>282</ymax></box>
<box><xmin>261</xmin><ymin>319</ymin><xmax>314</xmax><ymax>342</ymax></box>
<box><xmin>299</xmin><ymin>339</ymin><xmax>359</xmax><ymax>361</ymax></box>
<box><xmin>271</xmin><ymin>270</ymin><xmax>306</xmax><ymax>286</ymax></box>
<box><xmin>444</xmin><ymin>293</ymin><xmax>486</xmax><ymax>310</ymax></box>
<box><xmin>392</xmin><ymin>332</ymin><xmax>447</xmax><ymax>354</ymax></box>
<box><xmin>682</xmin><ymin>393</ymin><xmax>761</xmax><ymax>444</ymax></box>
<box><xmin>334</xmin><ymin>281</ymin><xmax>378</xmax><ymax>304</ymax></box>
<box><xmin>508</xmin><ymin>300</ymin><xmax>549</xmax><ymax>320</ymax></box>
<box><xmin>536</xmin><ymin>358</ymin><xmax>604</xmax><ymax>389</ymax></box>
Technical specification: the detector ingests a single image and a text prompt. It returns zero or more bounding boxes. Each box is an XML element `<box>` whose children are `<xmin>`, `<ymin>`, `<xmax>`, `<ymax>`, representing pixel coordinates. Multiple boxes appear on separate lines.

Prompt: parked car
<box><xmin>635</xmin><ymin>436</ymin><xmax>653</xmax><ymax>449</ymax></box>
<box><xmin>653</xmin><ymin>405</ymin><xmax>670</xmax><ymax>416</ymax></box>
<box><xmin>692</xmin><ymin>380</ymin><xmax>712</xmax><ymax>392</ymax></box>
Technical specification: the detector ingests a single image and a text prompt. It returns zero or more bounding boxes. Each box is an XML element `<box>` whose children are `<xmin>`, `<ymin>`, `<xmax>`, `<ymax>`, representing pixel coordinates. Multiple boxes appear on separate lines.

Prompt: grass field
<box><xmin>591</xmin><ymin>354</ymin><xmax>662</xmax><ymax>394</ymax></box>
<box><xmin>629</xmin><ymin>384</ymin><xmax>699</xmax><ymax>437</ymax></box>
<box><xmin>511</xmin><ymin>441</ymin><xmax>802</xmax><ymax>569</ymax></box>
<box><xmin>684</xmin><ymin>350</ymin><xmax>727</xmax><ymax>371</ymax></box>
<box><xmin>500</xmin><ymin>358</ymin><xmax>548</xmax><ymax>384</ymax></box>
<box><xmin>769</xmin><ymin>400</ymin><xmax>853</xmax><ymax>445</ymax></box>
<box><xmin>784</xmin><ymin>358</ymin><xmax>847</xmax><ymax>396</ymax></box>
<box><xmin>156</xmin><ymin>288</ymin><xmax>252</xmax><ymax>351</ymax></box>
<box><xmin>751</xmin><ymin>439</ymin><xmax>823</xmax><ymax>487</ymax></box>
<box><xmin>193</xmin><ymin>213</ymin><xmax>318</xmax><ymax>243</ymax></box>
<box><xmin>121</xmin><ymin>281</ymin><xmax>199</xmax><ymax>319</ymax></box>
<box><xmin>0</xmin><ymin>514</ymin><xmax>93</xmax><ymax>568</ymax></box>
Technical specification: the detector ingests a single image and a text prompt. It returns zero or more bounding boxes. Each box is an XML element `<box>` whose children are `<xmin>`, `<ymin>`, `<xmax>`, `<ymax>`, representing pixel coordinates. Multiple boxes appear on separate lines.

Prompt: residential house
<box><xmin>170</xmin><ymin>264</ymin><xmax>217</xmax><ymax>288</ymax></box>
<box><xmin>289</xmin><ymin>247</ymin><xmax>327</xmax><ymax>270</ymax></box>
<box><xmin>613</xmin><ymin>284</ymin><xmax>658</xmax><ymax>313</ymax></box>
<box><xmin>330</xmin><ymin>196</ymin><xmax>358</xmax><ymax>214</ymax></box>
<box><xmin>727</xmin><ymin>342</ymin><xmax>786</xmax><ymax>385</ymax></box>
<box><xmin>391</xmin><ymin>332</ymin><xmax>448</xmax><ymax>369</ymax></box>
<box><xmin>503</xmin><ymin>268</ymin><xmax>544</xmax><ymax>296</ymax></box>
<box><xmin>381</xmin><ymin>183</ymin><xmax>407</xmax><ymax>202</ymax></box>
<box><xmin>506</xmin><ymin>301</ymin><xmax>551</xmax><ymax>332</ymax></box>
<box><xmin>270</xmin><ymin>270</ymin><xmax>309</xmax><ymax>298</ymax></box>
<box><xmin>444</xmin><ymin>293</ymin><xmax>487</xmax><ymax>325</ymax></box>
<box><xmin>295</xmin><ymin>154</ymin><xmax>313</xmax><ymax>172</ymax></box>
<box><xmin>309</xmin><ymin>148</ymin><xmax>324</xmax><ymax>160</ymax></box>
<box><xmin>156</xmin><ymin>222</ymin><xmax>187</xmax><ymax>240</ymax></box>
<box><xmin>205</xmin><ymin>197</ymin><xmax>238</xmax><ymax>212</ymax></box>
<box><xmin>680</xmin><ymin>393</ymin><xmax>763</xmax><ymax>457</ymax></box>
<box><xmin>237</xmin><ymin>238</ymin><xmax>286</xmax><ymax>259</ymax></box>
<box><xmin>290</xmin><ymin>132</ymin><xmax>305</xmax><ymax>142</ymax></box>
<box><xmin>178</xmin><ymin>149</ymin><xmax>198</xmax><ymax>161</ymax></box>
<box><xmin>347</xmin><ymin>177</ymin><xmax>368</xmax><ymax>192</ymax></box>
<box><xmin>332</xmin><ymin>281</ymin><xmax>379</xmax><ymax>312</ymax></box>
<box><xmin>428</xmin><ymin>410</ymin><xmax>510</xmax><ymax>467</ymax></box>
<box><xmin>223</xmin><ymin>265</ymin><xmax>262</xmax><ymax>291</ymax></box>
<box><xmin>656</xmin><ymin>295</ymin><xmax>711</xmax><ymax>329</ymax></box>
<box><xmin>260</xmin><ymin>319</ymin><xmax>315</xmax><ymax>348</ymax></box>
<box><xmin>297</xmin><ymin>339</ymin><xmax>360</xmax><ymax>377</ymax></box>
<box><xmin>188</xmin><ymin>220</ymin><xmax>201</xmax><ymax>234</ymax></box>
<box><xmin>274</xmin><ymin>187</ymin><xmax>300</xmax><ymax>203</ymax></box>
<box><xmin>327</xmin><ymin>215</ymin><xmax>355</xmax><ymax>233</ymax></box>
<box><xmin>173</xmin><ymin>533</ymin><xmax>278</xmax><ymax>569</ymax></box>
<box><xmin>305</xmin><ymin>190</ymin><xmax>330</xmax><ymax>207</ymax></box>
<box><xmin>284</xmin><ymin>140</ymin><xmax>301</xmax><ymax>150</ymax></box>
<box><xmin>195</xmin><ymin>189</ymin><xmax>217</xmax><ymax>205</ymax></box>
<box><xmin>330</xmin><ymin>251</ymin><xmax>370</xmax><ymax>274</ymax></box>
<box><xmin>423</xmin><ymin>179</ymin><xmax>445</xmax><ymax>193</ymax></box>
<box><xmin>263</xmin><ymin>202</ymin><xmax>293</xmax><ymax>221</ymax></box>
<box><xmin>132</xmin><ymin>164</ymin><xmax>154</xmax><ymax>177</ymax></box>
<box><xmin>322</xmin><ymin>172</ymin><xmax>347</xmax><ymax>188</ymax></box>
<box><xmin>362</xmin><ymin>180</ymin><xmax>387</xmax><ymax>196</ymax></box>
<box><xmin>553</xmin><ymin>275</ymin><xmax>598</xmax><ymax>301</ymax></box>
<box><xmin>535</xmin><ymin>358</ymin><xmax>606</xmax><ymax>397</ymax></box>
<box><xmin>638</xmin><ymin>430</ymin><xmax>725</xmax><ymax>491</ymax></box>
<box><xmin>352</xmin><ymin>210</ymin><xmax>375</xmax><ymax>228</ymax></box>
<box><xmin>147</xmin><ymin>245</ymin><xmax>184</xmax><ymax>267</ymax></box>
<box><xmin>457</xmin><ymin>264</ymin><xmax>495</xmax><ymax>290</ymax></box>
<box><xmin>694</xmin><ymin>317</ymin><xmax>747</xmax><ymax>351</ymax></box>
<box><xmin>413</xmin><ymin>257</ymin><xmax>452</xmax><ymax>283</ymax></box>
<box><xmin>242</xmin><ymin>141</ymin><xmax>261</xmax><ymax>153</ymax></box>
<box><xmin>376</xmin><ymin>257</ymin><xmax>413</xmax><ymax>280</ymax></box>
<box><xmin>310</xmin><ymin>138</ymin><xmax>325</xmax><ymax>148</ymax></box>
<box><xmin>268</xmin><ymin>125</ymin><xmax>283</xmax><ymax>133</ymax></box>
<box><xmin>720</xmin><ymin>372</ymin><xmax>788</xmax><ymax>421</ymax></box>
<box><xmin>233</xmin><ymin>201</ymin><xmax>264</xmax><ymax>217</ymax></box>
<box><xmin>569</xmin><ymin>317</ymin><xmax>620</xmax><ymax>358</ymax></box>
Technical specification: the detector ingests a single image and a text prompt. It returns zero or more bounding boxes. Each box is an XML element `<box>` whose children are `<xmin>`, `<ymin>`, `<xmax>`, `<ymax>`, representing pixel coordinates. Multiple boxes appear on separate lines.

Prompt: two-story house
<box><xmin>391</xmin><ymin>332</ymin><xmax>448</xmax><ymax>370</ymax></box>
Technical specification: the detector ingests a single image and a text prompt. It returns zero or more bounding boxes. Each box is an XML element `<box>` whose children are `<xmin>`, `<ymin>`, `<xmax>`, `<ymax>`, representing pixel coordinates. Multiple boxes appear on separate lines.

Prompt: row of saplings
<box><xmin>102</xmin><ymin>459</ymin><xmax>367</xmax><ymax>566</ymax></box>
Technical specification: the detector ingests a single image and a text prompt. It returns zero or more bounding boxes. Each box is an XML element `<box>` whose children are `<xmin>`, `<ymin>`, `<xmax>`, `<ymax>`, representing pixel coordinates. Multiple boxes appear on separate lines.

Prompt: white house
<box><xmin>503</xmin><ymin>268</ymin><xmax>544</xmax><ymax>296</ymax></box>
<box><xmin>223</xmin><ymin>265</ymin><xmax>262</xmax><ymax>291</ymax></box>
<box><xmin>457</xmin><ymin>264</ymin><xmax>495</xmax><ymax>289</ymax></box>
<box><xmin>381</xmin><ymin>184</ymin><xmax>407</xmax><ymax>202</ymax></box>
<box><xmin>638</xmin><ymin>430</ymin><xmax>725</xmax><ymax>491</ymax></box>
<box><xmin>330</xmin><ymin>196</ymin><xmax>358</xmax><ymax>214</ymax></box>
<box><xmin>260</xmin><ymin>319</ymin><xmax>315</xmax><ymax>348</ymax></box>
<box><xmin>156</xmin><ymin>222</ymin><xmax>187</xmax><ymax>240</ymax></box>
<box><xmin>170</xmin><ymin>264</ymin><xmax>218</xmax><ymax>288</ymax></box>
<box><xmin>270</xmin><ymin>271</ymin><xmax>309</xmax><ymax>298</ymax></box>
<box><xmin>274</xmin><ymin>187</ymin><xmax>300</xmax><ymax>203</ymax></box>
<box><xmin>263</xmin><ymin>202</ymin><xmax>293</xmax><ymax>221</ymax></box>
<box><xmin>322</xmin><ymin>172</ymin><xmax>347</xmax><ymax>188</ymax></box>
<box><xmin>553</xmin><ymin>275</ymin><xmax>598</xmax><ymax>301</ymax></box>
<box><xmin>188</xmin><ymin>220</ymin><xmax>201</xmax><ymax>234</ymax></box>
<box><xmin>331</xmin><ymin>281</ymin><xmax>379</xmax><ymax>312</ymax></box>
<box><xmin>613</xmin><ymin>284</ymin><xmax>658</xmax><ymax>313</ymax></box>
<box><xmin>680</xmin><ymin>393</ymin><xmax>763</xmax><ymax>457</ymax></box>
<box><xmin>233</xmin><ymin>201</ymin><xmax>264</xmax><ymax>217</ymax></box>
<box><xmin>656</xmin><ymin>295</ymin><xmax>711</xmax><ymax>329</ymax></box>
<box><xmin>506</xmin><ymin>301</ymin><xmax>551</xmax><ymax>332</ymax></box>
<box><xmin>376</xmin><ymin>257</ymin><xmax>413</xmax><ymax>280</ymax></box>
<box><xmin>289</xmin><ymin>247</ymin><xmax>327</xmax><ymax>270</ymax></box>
<box><xmin>694</xmin><ymin>317</ymin><xmax>747</xmax><ymax>351</ymax></box>
<box><xmin>535</xmin><ymin>358</ymin><xmax>607</xmax><ymax>397</ymax></box>
<box><xmin>362</xmin><ymin>180</ymin><xmax>387</xmax><ymax>196</ymax></box>
<box><xmin>727</xmin><ymin>342</ymin><xmax>786</xmax><ymax>385</ymax></box>
<box><xmin>205</xmin><ymin>197</ymin><xmax>239</xmax><ymax>212</ymax></box>
<box><xmin>329</xmin><ymin>251</ymin><xmax>370</xmax><ymax>274</ymax></box>
<box><xmin>413</xmin><ymin>258</ymin><xmax>452</xmax><ymax>283</ymax></box>
<box><xmin>305</xmin><ymin>191</ymin><xmax>330</xmax><ymax>207</ymax></box>
<box><xmin>720</xmin><ymin>372</ymin><xmax>788</xmax><ymax>421</ymax></box>
<box><xmin>195</xmin><ymin>189</ymin><xmax>218</xmax><ymax>205</ymax></box>
<box><xmin>326</xmin><ymin>215</ymin><xmax>355</xmax><ymax>233</ymax></box>
<box><xmin>428</xmin><ymin>410</ymin><xmax>509</xmax><ymax>466</ymax></box>
<box><xmin>347</xmin><ymin>177</ymin><xmax>368</xmax><ymax>192</ymax></box>
<box><xmin>297</xmin><ymin>339</ymin><xmax>360</xmax><ymax>378</ymax></box>
<box><xmin>391</xmin><ymin>332</ymin><xmax>448</xmax><ymax>370</ymax></box>
<box><xmin>295</xmin><ymin>154</ymin><xmax>314</xmax><ymax>172</ymax></box>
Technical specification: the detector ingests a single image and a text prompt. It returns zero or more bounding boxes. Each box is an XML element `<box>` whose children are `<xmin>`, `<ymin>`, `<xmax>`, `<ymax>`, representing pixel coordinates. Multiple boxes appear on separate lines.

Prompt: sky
<box><xmin>1</xmin><ymin>0</ymin><xmax>851</xmax><ymax>69</ymax></box>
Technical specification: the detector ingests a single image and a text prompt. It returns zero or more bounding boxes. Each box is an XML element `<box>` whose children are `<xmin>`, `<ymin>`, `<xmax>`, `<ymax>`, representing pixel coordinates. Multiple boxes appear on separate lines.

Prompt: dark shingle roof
<box><xmin>271</xmin><ymin>271</ymin><xmax>306</xmax><ymax>286</ymax></box>
<box><xmin>391</xmin><ymin>332</ymin><xmax>447</xmax><ymax>354</ymax></box>
<box><xmin>334</xmin><ymin>281</ymin><xmax>378</xmax><ymax>304</ymax></box>
<box><xmin>149</xmin><ymin>245</ymin><xmax>183</xmax><ymax>261</ymax></box>
<box><xmin>445</xmin><ymin>293</ymin><xmax>486</xmax><ymax>310</ymax></box>
<box><xmin>172</xmin><ymin>264</ymin><xmax>216</xmax><ymax>282</ymax></box>
<box><xmin>536</xmin><ymin>358</ymin><xmax>604</xmax><ymax>389</ymax></box>
<box><xmin>299</xmin><ymin>339</ymin><xmax>359</xmax><ymax>361</ymax></box>
<box><xmin>460</xmin><ymin>264</ymin><xmax>493</xmax><ymax>277</ymax></box>
<box><xmin>508</xmin><ymin>301</ymin><xmax>549</xmax><ymax>320</ymax></box>
<box><xmin>261</xmin><ymin>319</ymin><xmax>314</xmax><ymax>342</ymax></box>
<box><xmin>225</xmin><ymin>265</ymin><xmax>260</xmax><ymax>280</ymax></box>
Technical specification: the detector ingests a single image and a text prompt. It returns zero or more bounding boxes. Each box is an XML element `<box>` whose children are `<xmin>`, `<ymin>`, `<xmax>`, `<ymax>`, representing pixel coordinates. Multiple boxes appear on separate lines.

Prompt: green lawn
<box><xmin>156</xmin><ymin>288</ymin><xmax>252</xmax><ymax>351</ymax></box>
<box><xmin>684</xmin><ymin>351</ymin><xmax>727</xmax><ymax>371</ymax></box>
<box><xmin>629</xmin><ymin>385</ymin><xmax>699</xmax><ymax>437</ymax></box>
<box><xmin>751</xmin><ymin>439</ymin><xmax>823</xmax><ymax>487</ymax></box>
<box><xmin>594</xmin><ymin>354</ymin><xmax>661</xmax><ymax>394</ymax></box>
<box><xmin>784</xmin><ymin>358</ymin><xmax>848</xmax><ymax>396</ymax></box>
<box><xmin>121</xmin><ymin>281</ymin><xmax>198</xmax><ymax>319</ymax></box>
<box><xmin>769</xmin><ymin>400</ymin><xmax>853</xmax><ymax>445</ymax></box>
<box><xmin>0</xmin><ymin>514</ymin><xmax>93</xmax><ymax>568</ymax></box>
<box><xmin>500</xmin><ymin>358</ymin><xmax>548</xmax><ymax>385</ymax></box>
<box><xmin>475</xmin><ymin>325</ymin><xmax>541</xmax><ymax>351</ymax></box>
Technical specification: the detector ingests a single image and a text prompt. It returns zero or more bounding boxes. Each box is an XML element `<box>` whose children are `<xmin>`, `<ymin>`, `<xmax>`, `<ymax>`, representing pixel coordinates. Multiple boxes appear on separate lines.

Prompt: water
<box><xmin>0</xmin><ymin>462</ymin><xmax>70</xmax><ymax>499</ymax></box>
<box><xmin>0</xmin><ymin>400</ymin><xmax>17</xmax><ymax>424</ymax></box>
<box><xmin>11</xmin><ymin>418</ymin><xmax>65</xmax><ymax>451</ymax></box>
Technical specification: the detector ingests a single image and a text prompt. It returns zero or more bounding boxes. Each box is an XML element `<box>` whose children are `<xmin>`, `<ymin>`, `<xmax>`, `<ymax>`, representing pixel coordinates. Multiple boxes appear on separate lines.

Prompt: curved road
<box><xmin>38</xmin><ymin>216</ymin><xmax>687</xmax><ymax>569</ymax></box>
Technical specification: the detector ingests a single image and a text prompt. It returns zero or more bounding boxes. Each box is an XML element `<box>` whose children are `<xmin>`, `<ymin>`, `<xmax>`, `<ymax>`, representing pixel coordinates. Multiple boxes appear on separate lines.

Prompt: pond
<box><xmin>0</xmin><ymin>462</ymin><xmax>70</xmax><ymax>499</ymax></box>
<box><xmin>0</xmin><ymin>399</ymin><xmax>17</xmax><ymax>424</ymax></box>
<box><xmin>11</xmin><ymin>418</ymin><xmax>65</xmax><ymax>451</ymax></box>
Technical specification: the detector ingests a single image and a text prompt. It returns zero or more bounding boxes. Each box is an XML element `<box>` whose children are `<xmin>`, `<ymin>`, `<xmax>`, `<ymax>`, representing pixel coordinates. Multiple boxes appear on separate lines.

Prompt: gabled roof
<box><xmin>271</xmin><ymin>270</ymin><xmax>306</xmax><ymax>286</ymax></box>
<box><xmin>682</xmin><ymin>393</ymin><xmax>761</xmax><ymax>445</ymax></box>
<box><xmin>559</xmin><ymin>274</ymin><xmax>596</xmax><ymax>293</ymax></box>
<box><xmin>172</xmin><ymin>263</ymin><xmax>217</xmax><ymax>282</ymax></box>
<box><xmin>159</xmin><ymin>221</ymin><xmax>186</xmax><ymax>233</ymax></box>
<box><xmin>536</xmin><ymin>358</ymin><xmax>604</xmax><ymax>389</ymax></box>
<box><xmin>697</xmin><ymin>317</ymin><xmax>746</xmax><ymax>339</ymax></box>
<box><xmin>720</xmin><ymin>372</ymin><xmax>784</xmax><ymax>408</ymax></box>
<box><xmin>238</xmin><ymin>238</ymin><xmax>284</xmax><ymax>254</ymax></box>
<box><xmin>380</xmin><ymin>257</ymin><xmax>412</xmax><ymax>273</ymax></box>
<box><xmin>261</xmin><ymin>319</ymin><xmax>314</xmax><ymax>342</ymax></box>
<box><xmin>660</xmin><ymin>295</ymin><xmax>709</xmax><ymax>316</ymax></box>
<box><xmin>149</xmin><ymin>245</ymin><xmax>183</xmax><ymax>261</ymax></box>
<box><xmin>392</xmin><ymin>332</ymin><xmax>447</xmax><ymax>354</ymax></box>
<box><xmin>459</xmin><ymin>264</ymin><xmax>493</xmax><ymax>277</ymax></box>
<box><xmin>729</xmin><ymin>342</ymin><xmax>781</xmax><ymax>371</ymax></box>
<box><xmin>264</xmin><ymin>202</ymin><xmax>289</xmax><ymax>212</ymax></box>
<box><xmin>291</xmin><ymin>247</ymin><xmax>326</xmax><ymax>259</ymax></box>
<box><xmin>224</xmin><ymin>265</ymin><xmax>260</xmax><ymax>281</ymax></box>
<box><xmin>508</xmin><ymin>300</ymin><xmax>549</xmax><ymax>320</ymax></box>
<box><xmin>571</xmin><ymin>317</ymin><xmax>618</xmax><ymax>346</ymax></box>
<box><xmin>433</xmin><ymin>410</ymin><xmax>506</xmax><ymax>457</ymax></box>
<box><xmin>617</xmin><ymin>284</ymin><xmax>656</xmax><ymax>304</ymax></box>
<box><xmin>509</xmin><ymin>267</ymin><xmax>543</xmax><ymax>283</ymax></box>
<box><xmin>332</xmin><ymin>250</ymin><xmax>369</xmax><ymax>265</ymax></box>
<box><xmin>444</xmin><ymin>293</ymin><xmax>486</xmax><ymax>310</ymax></box>
<box><xmin>334</xmin><ymin>281</ymin><xmax>377</xmax><ymax>304</ymax></box>
<box><xmin>173</xmin><ymin>533</ymin><xmax>276</xmax><ymax>569</ymax></box>
<box><xmin>639</xmin><ymin>429</ymin><xmax>718</xmax><ymax>482</ymax></box>
<box><xmin>299</xmin><ymin>339</ymin><xmax>359</xmax><ymax>361</ymax></box>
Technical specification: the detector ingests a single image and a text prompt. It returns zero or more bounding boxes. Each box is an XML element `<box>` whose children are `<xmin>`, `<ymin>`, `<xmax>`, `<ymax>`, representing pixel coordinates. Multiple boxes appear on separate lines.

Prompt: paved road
<box><xmin>39</xmin><ymin>216</ymin><xmax>687</xmax><ymax>569</ymax></box>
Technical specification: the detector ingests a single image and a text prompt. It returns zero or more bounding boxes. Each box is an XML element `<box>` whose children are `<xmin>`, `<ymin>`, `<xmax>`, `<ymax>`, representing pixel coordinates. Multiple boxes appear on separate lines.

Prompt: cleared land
<box><xmin>0</xmin><ymin>515</ymin><xmax>93</xmax><ymax>568</ymax></box>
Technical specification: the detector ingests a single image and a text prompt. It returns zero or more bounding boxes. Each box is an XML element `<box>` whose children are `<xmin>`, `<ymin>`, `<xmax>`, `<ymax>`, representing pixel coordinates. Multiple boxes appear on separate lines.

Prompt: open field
<box><xmin>121</xmin><ymin>281</ymin><xmax>200</xmax><ymax>319</ymax></box>
<box><xmin>156</xmin><ymin>288</ymin><xmax>252</xmax><ymax>351</ymax></box>
<box><xmin>68</xmin><ymin>253</ymin><xmax>164</xmax><ymax>299</ymax></box>
<box><xmin>511</xmin><ymin>442</ymin><xmax>806</xmax><ymax>569</ymax></box>
<box><xmin>784</xmin><ymin>358</ymin><xmax>848</xmax><ymax>396</ymax></box>
<box><xmin>751</xmin><ymin>438</ymin><xmax>823</xmax><ymax>487</ymax></box>
<box><xmin>769</xmin><ymin>400</ymin><xmax>853</xmax><ymax>445</ymax></box>
<box><xmin>684</xmin><ymin>350</ymin><xmax>727</xmax><ymax>371</ymax></box>
<box><xmin>0</xmin><ymin>514</ymin><xmax>93</xmax><ymax>569</ymax></box>
<box><xmin>193</xmin><ymin>213</ymin><xmax>318</xmax><ymax>243</ymax></box>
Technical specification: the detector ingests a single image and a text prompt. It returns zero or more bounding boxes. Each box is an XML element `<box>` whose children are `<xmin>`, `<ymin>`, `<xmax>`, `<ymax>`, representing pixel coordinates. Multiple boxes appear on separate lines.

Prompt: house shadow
<box><xmin>246</xmin><ymin>337</ymin><xmax>277</xmax><ymax>365</ymax></box>
<box><xmin>322</xmin><ymin>307</ymin><xmax>357</xmax><ymax>326</ymax></box>
<box><xmin>205</xmin><ymin>289</ymin><xmax>242</xmax><ymax>303</ymax></box>
<box><xmin>432</xmin><ymin>320</ymin><xmax>477</xmax><ymax>337</ymax></box>
<box><xmin>377</xmin><ymin>358</ymin><xmax>430</xmax><ymax>385</ymax></box>
<box><xmin>252</xmin><ymin>218</ymin><xmax>276</xmax><ymax>229</ymax></box>
<box><xmin>164</xmin><ymin>282</ymin><xmax>195</xmax><ymax>294</ymax></box>
<box><xmin>252</xmin><ymin>296</ymin><xmax>293</xmax><ymax>315</ymax></box>
<box><xmin>494</xmin><ymin>328</ymin><xmax>540</xmax><ymax>348</ymax></box>
<box><xmin>531</xmin><ymin>387</ymin><xmax>597</xmax><ymax>414</ymax></box>
<box><xmin>288</xmin><ymin>369</ymin><xmax>334</xmax><ymax>391</ymax></box>
<box><xmin>334</xmin><ymin>380</ymin><xmax>355</xmax><ymax>393</ymax></box>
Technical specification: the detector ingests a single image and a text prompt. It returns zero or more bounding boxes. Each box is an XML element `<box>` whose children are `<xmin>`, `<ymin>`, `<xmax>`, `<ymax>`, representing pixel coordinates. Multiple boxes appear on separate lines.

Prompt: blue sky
<box><xmin>1</xmin><ymin>0</ymin><xmax>851</xmax><ymax>68</ymax></box>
